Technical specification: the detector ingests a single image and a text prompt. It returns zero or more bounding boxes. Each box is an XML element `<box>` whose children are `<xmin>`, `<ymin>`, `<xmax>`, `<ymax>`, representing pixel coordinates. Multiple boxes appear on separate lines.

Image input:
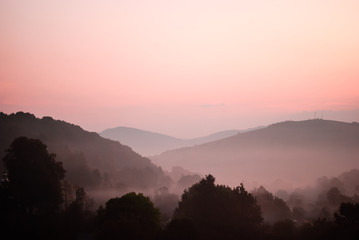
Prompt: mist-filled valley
<box><xmin>1</xmin><ymin>111</ymin><xmax>359</xmax><ymax>239</ymax></box>
<box><xmin>152</xmin><ymin>119</ymin><xmax>359</xmax><ymax>192</ymax></box>
<box><xmin>2</xmin><ymin>0</ymin><xmax>359</xmax><ymax>238</ymax></box>
<box><xmin>0</xmin><ymin>112</ymin><xmax>202</xmax><ymax>202</ymax></box>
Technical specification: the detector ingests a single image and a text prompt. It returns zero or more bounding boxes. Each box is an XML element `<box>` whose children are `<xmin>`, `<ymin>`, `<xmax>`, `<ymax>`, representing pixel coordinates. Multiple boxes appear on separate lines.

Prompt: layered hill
<box><xmin>151</xmin><ymin>120</ymin><xmax>359</xmax><ymax>191</ymax></box>
<box><xmin>100</xmin><ymin>126</ymin><xmax>263</xmax><ymax>156</ymax></box>
<box><xmin>0</xmin><ymin>112</ymin><xmax>171</xmax><ymax>192</ymax></box>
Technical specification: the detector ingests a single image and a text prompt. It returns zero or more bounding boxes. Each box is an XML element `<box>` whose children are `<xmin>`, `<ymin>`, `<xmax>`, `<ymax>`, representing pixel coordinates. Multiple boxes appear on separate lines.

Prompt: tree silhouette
<box><xmin>96</xmin><ymin>192</ymin><xmax>161</xmax><ymax>240</ymax></box>
<box><xmin>336</xmin><ymin>202</ymin><xmax>359</xmax><ymax>223</ymax></box>
<box><xmin>62</xmin><ymin>186</ymin><xmax>95</xmax><ymax>240</ymax></box>
<box><xmin>327</xmin><ymin>187</ymin><xmax>351</xmax><ymax>206</ymax></box>
<box><xmin>174</xmin><ymin>175</ymin><xmax>263</xmax><ymax>240</ymax></box>
<box><xmin>153</xmin><ymin>186</ymin><xmax>179</xmax><ymax>224</ymax></box>
<box><xmin>161</xmin><ymin>218</ymin><xmax>198</xmax><ymax>240</ymax></box>
<box><xmin>0</xmin><ymin>137</ymin><xmax>66</xmax><ymax>239</ymax></box>
<box><xmin>333</xmin><ymin>202</ymin><xmax>359</xmax><ymax>239</ymax></box>
<box><xmin>252</xmin><ymin>186</ymin><xmax>292</xmax><ymax>223</ymax></box>
<box><xmin>3</xmin><ymin>136</ymin><xmax>65</xmax><ymax>213</ymax></box>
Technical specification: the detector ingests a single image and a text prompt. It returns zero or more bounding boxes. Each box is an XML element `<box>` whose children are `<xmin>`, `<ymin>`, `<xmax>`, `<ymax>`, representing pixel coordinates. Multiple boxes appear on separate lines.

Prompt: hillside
<box><xmin>100</xmin><ymin>127</ymin><xmax>184</xmax><ymax>156</ymax></box>
<box><xmin>151</xmin><ymin>119</ymin><xmax>359</xmax><ymax>191</ymax></box>
<box><xmin>100</xmin><ymin>126</ymin><xmax>263</xmax><ymax>156</ymax></box>
<box><xmin>0</xmin><ymin>112</ymin><xmax>171</xmax><ymax>193</ymax></box>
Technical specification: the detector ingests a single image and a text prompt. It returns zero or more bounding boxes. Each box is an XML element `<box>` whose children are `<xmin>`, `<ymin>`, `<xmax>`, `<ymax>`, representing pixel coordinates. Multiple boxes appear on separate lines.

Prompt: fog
<box><xmin>152</xmin><ymin>120</ymin><xmax>359</xmax><ymax>194</ymax></box>
<box><xmin>2</xmin><ymin>0</ymin><xmax>359</xmax><ymax>238</ymax></box>
<box><xmin>2</xmin><ymin>113</ymin><xmax>359</xmax><ymax>239</ymax></box>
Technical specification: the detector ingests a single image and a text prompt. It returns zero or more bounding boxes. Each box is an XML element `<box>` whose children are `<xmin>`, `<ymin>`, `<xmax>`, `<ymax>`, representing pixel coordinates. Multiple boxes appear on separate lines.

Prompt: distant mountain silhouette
<box><xmin>100</xmin><ymin>126</ymin><xmax>263</xmax><ymax>156</ymax></box>
<box><xmin>151</xmin><ymin>120</ymin><xmax>359</xmax><ymax>191</ymax></box>
<box><xmin>0</xmin><ymin>112</ymin><xmax>171</xmax><ymax>193</ymax></box>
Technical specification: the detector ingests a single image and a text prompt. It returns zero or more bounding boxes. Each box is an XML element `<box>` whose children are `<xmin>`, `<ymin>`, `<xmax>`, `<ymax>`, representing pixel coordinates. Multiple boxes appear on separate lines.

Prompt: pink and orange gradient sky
<box><xmin>1</xmin><ymin>0</ymin><xmax>359</xmax><ymax>138</ymax></box>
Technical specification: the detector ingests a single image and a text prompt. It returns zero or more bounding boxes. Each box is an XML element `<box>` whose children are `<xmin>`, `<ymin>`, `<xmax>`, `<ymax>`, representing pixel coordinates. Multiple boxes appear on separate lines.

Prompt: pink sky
<box><xmin>1</xmin><ymin>0</ymin><xmax>359</xmax><ymax>138</ymax></box>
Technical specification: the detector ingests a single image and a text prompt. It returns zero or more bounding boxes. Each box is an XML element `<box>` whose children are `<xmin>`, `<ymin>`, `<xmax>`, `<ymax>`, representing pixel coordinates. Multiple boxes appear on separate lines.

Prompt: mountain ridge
<box><xmin>100</xmin><ymin>126</ymin><xmax>264</xmax><ymax>156</ymax></box>
<box><xmin>151</xmin><ymin>119</ymin><xmax>359</xmax><ymax>192</ymax></box>
<box><xmin>0</xmin><ymin>112</ymin><xmax>171</xmax><ymax>194</ymax></box>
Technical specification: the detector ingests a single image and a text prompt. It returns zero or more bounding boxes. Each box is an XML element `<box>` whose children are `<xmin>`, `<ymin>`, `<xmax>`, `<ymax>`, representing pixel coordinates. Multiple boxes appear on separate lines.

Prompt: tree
<box><xmin>327</xmin><ymin>187</ymin><xmax>351</xmax><ymax>206</ymax></box>
<box><xmin>152</xmin><ymin>186</ymin><xmax>179</xmax><ymax>224</ymax></box>
<box><xmin>3</xmin><ymin>137</ymin><xmax>65</xmax><ymax>213</ymax></box>
<box><xmin>161</xmin><ymin>218</ymin><xmax>198</xmax><ymax>240</ymax></box>
<box><xmin>251</xmin><ymin>186</ymin><xmax>292</xmax><ymax>223</ymax></box>
<box><xmin>335</xmin><ymin>202</ymin><xmax>359</xmax><ymax>224</ymax></box>
<box><xmin>173</xmin><ymin>175</ymin><xmax>263</xmax><ymax>240</ymax></box>
<box><xmin>335</xmin><ymin>202</ymin><xmax>359</xmax><ymax>238</ymax></box>
<box><xmin>96</xmin><ymin>192</ymin><xmax>161</xmax><ymax>240</ymax></box>
<box><xmin>62</xmin><ymin>186</ymin><xmax>95</xmax><ymax>240</ymax></box>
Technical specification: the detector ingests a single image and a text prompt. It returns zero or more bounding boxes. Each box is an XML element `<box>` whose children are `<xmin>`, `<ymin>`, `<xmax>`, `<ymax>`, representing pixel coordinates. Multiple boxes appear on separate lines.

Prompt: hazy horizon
<box><xmin>1</xmin><ymin>2</ymin><xmax>359</xmax><ymax>238</ymax></box>
<box><xmin>1</xmin><ymin>0</ymin><xmax>359</xmax><ymax>138</ymax></box>
<box><xmin>1</xmin><ymin>109</ymin><xmax>359</xmax><ymax>139</ymax></box>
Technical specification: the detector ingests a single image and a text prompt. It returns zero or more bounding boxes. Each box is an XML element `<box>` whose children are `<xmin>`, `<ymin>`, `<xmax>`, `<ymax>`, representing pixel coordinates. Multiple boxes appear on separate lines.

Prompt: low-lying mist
<box><xmin>83</xmin><ymin>167</ymin><xmax>359</xmax><ymax>225</ymax></box>
<box><xmin>2</xmin><ymin>113</ymin><xmax>358</xmax><ymax>231</ymax></box>
<box><xmin>152</xmin><ymin>120</ymin><xmax>359</xmax><ymax>194</ymax></box>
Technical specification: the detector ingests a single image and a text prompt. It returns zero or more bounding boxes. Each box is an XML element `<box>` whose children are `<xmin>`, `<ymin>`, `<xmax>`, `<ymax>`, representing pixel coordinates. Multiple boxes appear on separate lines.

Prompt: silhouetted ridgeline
<box><xmin>100</xmin><ymin>126</ymin><xmax>264</xmax><ymax>156</ymax></box>
<box><xmin>1</xmin><ymin>114</ymin><xmax>359</xmax><ymax>239</ymax></box>
<box><xmin>152</xmin><ymin>119</ymin><xmax>359</xmax><ymax>191</ymax></box>
<box><xmin>100</xmin><ymin>127</ymin><xmax>185</xmax><ymax>157</ymax></box>
<box><xmin>0</xmin><ymin>112</ymin><xmax>171</xmax><ymax>192</ymax></box>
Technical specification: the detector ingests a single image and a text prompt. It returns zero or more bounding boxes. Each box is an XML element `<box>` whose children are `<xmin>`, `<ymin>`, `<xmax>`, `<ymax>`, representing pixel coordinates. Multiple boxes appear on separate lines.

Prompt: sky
<box><xmin>1</xmin><ymin>0</ymin><xmax>359</xmax><ymax>138</ymax></box>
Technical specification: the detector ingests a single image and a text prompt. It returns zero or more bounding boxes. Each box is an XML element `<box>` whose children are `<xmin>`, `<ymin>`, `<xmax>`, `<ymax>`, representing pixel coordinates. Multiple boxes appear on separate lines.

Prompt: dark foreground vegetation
<box><xmin>1</xmin><ymin>137</ymin><xmax>358</xmax><ymax>239</ymax></box>
<box><xmin>0</xmin><ymin>112</ymin><xmax>173</xmax><ymax>192</ymax></box>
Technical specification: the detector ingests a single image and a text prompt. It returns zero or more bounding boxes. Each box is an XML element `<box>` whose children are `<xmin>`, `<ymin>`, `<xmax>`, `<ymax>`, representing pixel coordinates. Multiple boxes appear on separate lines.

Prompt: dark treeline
<box><xmin>1</xmin><ymin>137</ymin><xmax>359</xmax><ymax>240</ymax></box>
<box><xmin>0</xmin><ymin>112</ymin><xmax>173</xmax><ymax>193</ymax></box>
<box><xmin>0</xmin><ymin>112</ymin><xmax>202</xmax><ymax>203</ymax></box>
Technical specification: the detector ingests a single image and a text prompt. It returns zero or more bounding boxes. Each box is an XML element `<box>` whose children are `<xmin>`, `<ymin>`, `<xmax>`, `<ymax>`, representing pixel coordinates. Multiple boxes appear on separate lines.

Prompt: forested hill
<box><xmin>0</xmin><ymin>112</ymin><xmax>171</xmax><ymax>191</ymax></box>
<box><xmin>152</xmin><ymin>119</ymin><xmax>359</xmax><ymax>191</ymax></box>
